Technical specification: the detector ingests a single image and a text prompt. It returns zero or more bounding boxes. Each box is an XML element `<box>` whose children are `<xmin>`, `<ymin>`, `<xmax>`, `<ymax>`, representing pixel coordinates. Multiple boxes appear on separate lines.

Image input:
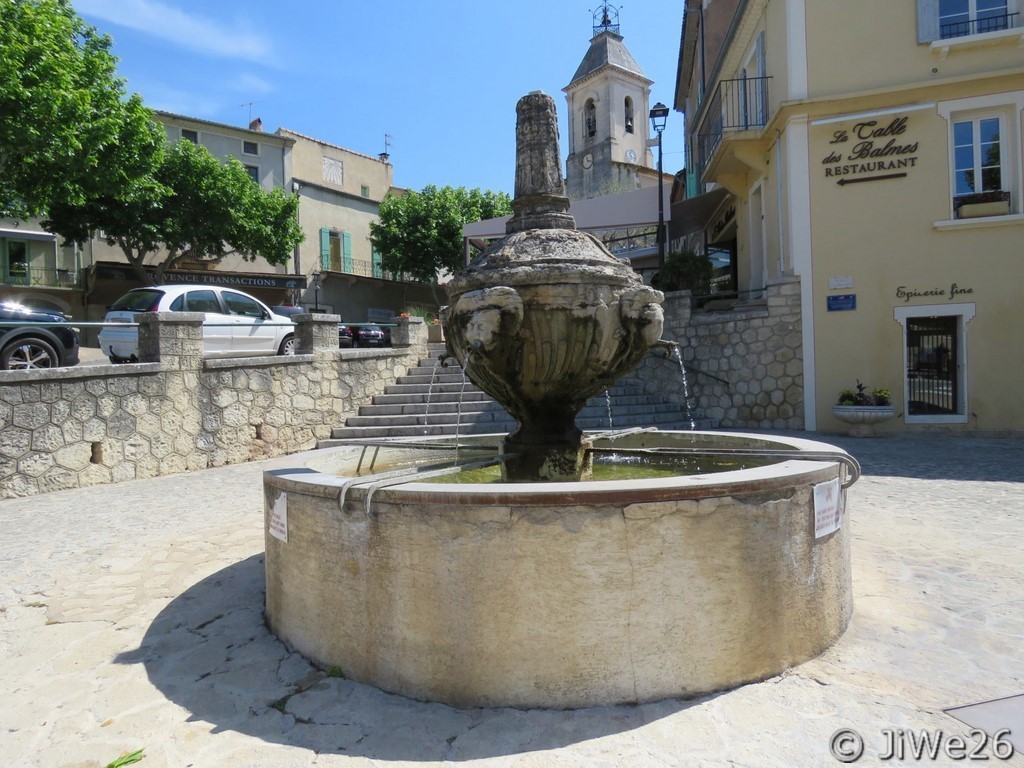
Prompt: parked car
<box><xmin>272</xmin><ymin>306</ymin><xmax>354</xmax><ymax>348</ymax></box>
<box><xmin>98</xmin><ymin>285</ymin><xmax>295</xmax><ymax>363</ymax></box>
<box><xmin>350</xmin><ymin>323</ymin><xmax>387</xmax><ymax>347</ymax></box>
<box><xmin>0</xmin><ymin>302</ymin><xmax>80</xmax><ymax>371</ymax></box>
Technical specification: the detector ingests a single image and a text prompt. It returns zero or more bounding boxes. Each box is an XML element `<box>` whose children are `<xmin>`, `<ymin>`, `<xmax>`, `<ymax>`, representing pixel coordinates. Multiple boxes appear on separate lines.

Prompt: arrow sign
<box><xmin>837</xmin><ymin>173</ymin><xmax>908</xmax><ymax>186</ymax></box>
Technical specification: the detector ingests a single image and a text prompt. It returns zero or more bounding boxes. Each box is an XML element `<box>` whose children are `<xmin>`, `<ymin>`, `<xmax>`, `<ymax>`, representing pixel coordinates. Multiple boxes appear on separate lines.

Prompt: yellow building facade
<box><xmin>677</xmin><ymin>0</ymin><xmax>1024</xmax><ymax>432</ymax></box>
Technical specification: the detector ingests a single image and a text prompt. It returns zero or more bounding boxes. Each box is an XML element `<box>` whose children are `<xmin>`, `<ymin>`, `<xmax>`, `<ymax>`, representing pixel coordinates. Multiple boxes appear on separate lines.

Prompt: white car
<box><xmin>98</xmin><ymin>285</ymin><xmax>296</xmax><ymax>363</ymax></box>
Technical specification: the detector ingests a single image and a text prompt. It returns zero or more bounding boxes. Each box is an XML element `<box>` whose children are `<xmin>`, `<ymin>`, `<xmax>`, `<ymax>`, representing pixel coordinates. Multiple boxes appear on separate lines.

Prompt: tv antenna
<box><xmin>240</xmin><ymin>101</ymin><xmax>265</xmax><ymax>122</ymax></box>
<box><xmin>380</xmin><ymin>133</ymin><xmax>393</xmax><ymax>162</ymax></box>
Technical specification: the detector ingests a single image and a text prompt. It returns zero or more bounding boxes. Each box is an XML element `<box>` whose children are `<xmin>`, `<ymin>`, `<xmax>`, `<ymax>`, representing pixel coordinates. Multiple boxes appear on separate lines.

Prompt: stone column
<box><xmin>506</xmin><ymin>91</ymin><xmax>575</xmax><ymax>233</ymax></box>
<box><xmin>294</xmin><ymin>314</ymin><xmax>341</xmax><ymax>355</ymax></box>
<box><xmin>137</xmin><ymin>312</ymin><xmax>204</xmax><ymax>369</ymax></box>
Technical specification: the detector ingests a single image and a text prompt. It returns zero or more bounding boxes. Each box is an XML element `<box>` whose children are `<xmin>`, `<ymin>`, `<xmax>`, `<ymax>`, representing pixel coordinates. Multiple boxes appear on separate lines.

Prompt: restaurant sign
<box><xmin>821</xmin><ymin>116</ymin><xmax>919</xmax><ymax>186</ymax></box>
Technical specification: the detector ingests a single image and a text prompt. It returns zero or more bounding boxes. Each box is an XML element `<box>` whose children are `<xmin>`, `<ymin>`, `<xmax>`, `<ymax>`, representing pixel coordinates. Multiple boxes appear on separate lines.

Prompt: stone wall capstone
<box><xmin>0</xmin><ymin>316</ymin><xmax>427</xmax><ymax>498</ymax></box>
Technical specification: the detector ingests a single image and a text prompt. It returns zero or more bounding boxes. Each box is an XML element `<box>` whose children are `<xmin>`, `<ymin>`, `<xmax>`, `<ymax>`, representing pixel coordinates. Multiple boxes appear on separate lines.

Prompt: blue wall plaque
<box><xmin>827</xmin><ymin>294</ymin><xmax>856</xmax><ymax>311</ymax></box>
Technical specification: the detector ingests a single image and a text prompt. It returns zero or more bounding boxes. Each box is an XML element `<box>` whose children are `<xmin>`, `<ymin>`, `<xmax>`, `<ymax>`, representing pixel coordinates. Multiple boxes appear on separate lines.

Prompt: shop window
<box><xmin>894</xmin><ymin>303</ymin><xmax>975</xmax><ymax>424</ymax></box>
<box><xmin>938</xmin><ymin>94</ymin><xmax>1023</xmax><ymax>222</ymax></box>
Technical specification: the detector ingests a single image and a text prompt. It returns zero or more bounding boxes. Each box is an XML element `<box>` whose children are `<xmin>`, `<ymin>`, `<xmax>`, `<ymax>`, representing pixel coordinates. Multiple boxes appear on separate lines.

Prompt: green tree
<box><xmin>370</xmin><ymin>185</ymin><xmax>512</xmax><ymax>284</ymax></box>
<box><xmin>652</xmin><ymin>249</ymin><xmax>713</xmax><ymax>293</ymax></box>
<box><xmin>47</xmin><ymin>140</ymin><xmax>304</xmax><ymax>285</ymax></box>
<box><xmin>0</xmin><ymin>0</ymin><xmax>164</xmax><ymax>218</ymax></box>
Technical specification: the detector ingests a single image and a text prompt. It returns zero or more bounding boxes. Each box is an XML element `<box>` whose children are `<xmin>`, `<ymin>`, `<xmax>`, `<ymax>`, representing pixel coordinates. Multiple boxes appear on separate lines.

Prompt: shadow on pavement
<box><xmin>116</xmin><ymin>554</ymin><xmax>697</xmax><ymax>761</ymax></box>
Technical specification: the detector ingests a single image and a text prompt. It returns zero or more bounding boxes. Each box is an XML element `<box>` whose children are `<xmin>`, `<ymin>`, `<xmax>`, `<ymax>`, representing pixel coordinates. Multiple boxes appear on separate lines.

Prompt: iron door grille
<box><xmin>906</xmin><ymin>316</ymin><xmax>958</xmax><ymax>415</ymax></box>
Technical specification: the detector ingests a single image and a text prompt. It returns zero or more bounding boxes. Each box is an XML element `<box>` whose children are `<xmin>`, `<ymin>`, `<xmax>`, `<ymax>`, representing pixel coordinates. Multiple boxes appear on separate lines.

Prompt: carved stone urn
<box><xmin>443</xmin><ymin>92</ymin><xmax>664</xmax><ymax>481</ymax></box>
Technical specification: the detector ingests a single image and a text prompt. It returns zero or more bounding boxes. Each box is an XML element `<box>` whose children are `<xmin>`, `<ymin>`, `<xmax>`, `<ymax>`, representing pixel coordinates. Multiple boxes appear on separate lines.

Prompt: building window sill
<box><xmin>929</xmin><ymin>27</ymin><xmax>1024</xmax><ymax>59</ymax></box>
<box><xmin>934</xmin><ymin>212</ymin><xmax>1024</xmax><ymax>230</ymax></box>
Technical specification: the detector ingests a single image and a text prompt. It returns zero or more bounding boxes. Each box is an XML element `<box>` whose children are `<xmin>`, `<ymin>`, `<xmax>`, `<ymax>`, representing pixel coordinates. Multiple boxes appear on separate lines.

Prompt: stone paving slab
<box><xmin>1</xmin><ymin>432</ymin><xmax>1023</xmax><ymax>767</ymax></box>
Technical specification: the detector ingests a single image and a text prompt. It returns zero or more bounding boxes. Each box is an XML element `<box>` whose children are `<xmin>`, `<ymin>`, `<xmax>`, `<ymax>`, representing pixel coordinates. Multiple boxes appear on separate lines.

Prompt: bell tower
<box><xmin>564</xmin><ymin>3</ymin><xmax>656</xmax><ymax>200</ymax></box>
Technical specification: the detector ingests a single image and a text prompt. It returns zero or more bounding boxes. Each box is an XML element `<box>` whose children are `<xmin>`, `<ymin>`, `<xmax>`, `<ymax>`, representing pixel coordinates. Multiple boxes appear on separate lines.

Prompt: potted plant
<box><xmin>831</xmin><ymin>380</ymin><xmax>895</xmax><ymax>437</ymax></box>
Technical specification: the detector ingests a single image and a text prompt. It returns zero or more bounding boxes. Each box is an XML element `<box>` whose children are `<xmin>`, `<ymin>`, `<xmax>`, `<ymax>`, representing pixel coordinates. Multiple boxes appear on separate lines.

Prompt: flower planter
<box><xmin>831</xmin><ymin>405</ymin><xmax>895</xmax><ymax>437</ymax></box>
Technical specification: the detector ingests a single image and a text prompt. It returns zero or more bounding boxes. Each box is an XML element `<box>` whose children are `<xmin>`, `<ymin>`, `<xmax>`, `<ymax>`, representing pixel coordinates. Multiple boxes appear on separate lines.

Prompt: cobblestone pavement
<box><xmin>1</xmin><ymin>432</ymin><xmax>1022</xmax><ymax>767</ymax></box>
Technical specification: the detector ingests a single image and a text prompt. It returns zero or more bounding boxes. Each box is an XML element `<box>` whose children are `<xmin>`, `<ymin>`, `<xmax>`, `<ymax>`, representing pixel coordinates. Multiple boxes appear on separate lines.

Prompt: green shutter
<box><xmin>319</xmin><ymin>227</ymin><xmax>331</xmax><ymax>270</ymax></box>
<box><xmin>372</xmin><ymin>249</ymin><xmax>383</xmax><ymax>279</ymax></box>
<box><xmin>342</xmin><ymin>231</ymin><xmax>352</xmax><ymax>273</ymax></box>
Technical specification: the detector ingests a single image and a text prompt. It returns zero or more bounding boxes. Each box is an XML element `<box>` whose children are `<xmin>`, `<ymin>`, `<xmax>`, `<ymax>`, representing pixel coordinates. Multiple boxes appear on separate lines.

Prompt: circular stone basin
<box><xmin>263</xmin><ymin>431</ymin><xmax>854</xmax><ymax>709</ymax></box>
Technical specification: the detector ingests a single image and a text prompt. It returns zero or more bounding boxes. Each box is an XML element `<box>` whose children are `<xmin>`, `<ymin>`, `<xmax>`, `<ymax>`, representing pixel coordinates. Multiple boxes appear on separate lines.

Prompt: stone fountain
<box><xmin>443</xmin><ymin>92</ymin><xmax>665</xmax><ymax>481</ymax></box>
<box><xmin>263</xmin><ymin>93</ymin><xmax>858</xmax><ymax>710</ymax></box>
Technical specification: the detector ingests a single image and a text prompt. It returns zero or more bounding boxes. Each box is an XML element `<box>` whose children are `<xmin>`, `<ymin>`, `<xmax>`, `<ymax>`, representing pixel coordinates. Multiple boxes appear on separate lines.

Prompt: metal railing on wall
<box><xmin>695</xmin><ymin>75</ymin><xmax>771</xmax><ymax>173</ymax></box>
<box><xmin>941</xmin><ymin>12</ymin><xmax>1018</xmax><ymax>38</ymax></box>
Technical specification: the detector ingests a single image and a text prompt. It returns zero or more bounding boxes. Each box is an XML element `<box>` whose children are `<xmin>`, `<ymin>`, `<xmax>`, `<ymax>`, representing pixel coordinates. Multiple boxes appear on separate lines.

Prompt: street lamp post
<box><xmin>649</xmin><ymin>101</ymin><xmax>670</xmax><ymax>269</ymax></box>
<box><xmin>312</xmin><ymin>270</ymin><xmax>321</xmax><ymax>312</ymax></box>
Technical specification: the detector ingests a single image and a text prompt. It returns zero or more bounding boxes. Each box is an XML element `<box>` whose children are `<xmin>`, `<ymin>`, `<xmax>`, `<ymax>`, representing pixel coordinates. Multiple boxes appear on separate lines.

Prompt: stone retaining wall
<box><xmin>0</xmin><ymin>314</ymin><xmax>427</xmax><ymax>498</ymax></box>
<box><xmin>641</xmin><ymin>277</ymin><xmax>804</xmax><ymax>430</ymax></box>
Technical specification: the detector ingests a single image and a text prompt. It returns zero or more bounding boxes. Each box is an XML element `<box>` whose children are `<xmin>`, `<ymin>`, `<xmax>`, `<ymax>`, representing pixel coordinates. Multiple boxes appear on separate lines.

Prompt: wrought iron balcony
<box><xmin>2</xmin><ymin>266</ymin><xmax>80</xmax><ymax>288</ymax></box>
<box><xmin>941</xmin><ymin>12</ymin><xmax>1018</xmax><ymax>39</ymax></box>
<box><xmin>695</xmin><ymin>75</ymin><xmax>771</xmax><ymax>174</ymax></box>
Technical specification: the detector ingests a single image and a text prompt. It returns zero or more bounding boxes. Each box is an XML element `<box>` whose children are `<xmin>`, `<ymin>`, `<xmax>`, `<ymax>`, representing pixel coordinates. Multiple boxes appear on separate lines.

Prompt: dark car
<box><xmin>0</xmin><ymin>302</ymin><xmax>80</xmax><ymax>371</ymax></box>
<box><xmin>351</xmin><ymin>323</ymin><xmax>387</xmax><ymax>348</ymax></box>
<box><xmin>272</xmin><ymin>306</ymin><xmax>354</xmax><ymax>348</ymax></box>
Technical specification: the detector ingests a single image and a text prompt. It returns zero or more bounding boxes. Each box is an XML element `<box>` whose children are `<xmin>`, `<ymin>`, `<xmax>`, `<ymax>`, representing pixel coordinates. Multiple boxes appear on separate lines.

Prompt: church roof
<box><xmin>567</xmin><ymin>30</ymin><xmax>650</xmax><ymax>87</ymax></box>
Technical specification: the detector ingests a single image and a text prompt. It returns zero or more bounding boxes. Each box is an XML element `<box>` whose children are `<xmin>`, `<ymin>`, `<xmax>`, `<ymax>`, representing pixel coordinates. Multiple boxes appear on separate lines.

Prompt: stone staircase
<box><xmin>322</xmin><ymin>343</ymin><xmax>714</xmax><ymax>445</ymax></box>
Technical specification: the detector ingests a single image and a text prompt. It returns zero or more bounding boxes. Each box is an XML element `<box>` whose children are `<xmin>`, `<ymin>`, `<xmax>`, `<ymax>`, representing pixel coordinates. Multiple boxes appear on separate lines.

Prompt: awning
<box><xmin>668</xmin><ymin>187</ymin><xmax>731</xmax><ymax>238</ymax></box>
<box><xmin>0</xmin><ymin>228</ymin><xmax>57</xmax><ymax>242</ymax></box>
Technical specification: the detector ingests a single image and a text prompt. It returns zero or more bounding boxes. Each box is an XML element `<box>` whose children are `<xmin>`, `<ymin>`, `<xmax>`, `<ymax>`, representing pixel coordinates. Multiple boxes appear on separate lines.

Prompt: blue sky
<box><xmin>73</xmin><ymin>0</ymin><xmax>686</xmax><ymax>196</ymax></box>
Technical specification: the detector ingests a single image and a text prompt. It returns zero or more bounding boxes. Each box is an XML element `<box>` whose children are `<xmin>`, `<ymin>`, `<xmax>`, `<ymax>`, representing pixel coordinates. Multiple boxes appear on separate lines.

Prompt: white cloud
<box><xmin>75</xmin><ymin>0</ymin><xmax>272</xmax><ymax>61</ymax></box>
<box><xmin>232</xmin><ymin>73</ymin><xmax>275</xmax><ymax>95</ymax></box>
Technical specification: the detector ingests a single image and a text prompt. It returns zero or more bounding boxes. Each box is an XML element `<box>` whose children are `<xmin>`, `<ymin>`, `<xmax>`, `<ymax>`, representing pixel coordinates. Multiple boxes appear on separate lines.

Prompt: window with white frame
<box><xmin>181</xmin><ymin>128</ymin><xmax>198</xmax><ymax>144</ymax></box>
<box><xmin>952</xmin><ymin>114</ymin><xmax>1006</xmax><ymax>216</ymax></box>
<box><xmin>938</xmin><ymin>93</ymin><xmax>1023</xmax><ymax>221</ymax></box>
<box><xmin>242</xmin><ymin>140</ymin><xmax>259</xmax><ymax>156</ymax></box>
<box><xmin>244</xmin><ymin>165</ymin><xmax>260</xmax><ymax>184</ymax></box>
<box><xmin>940</xmin><ymin>0</ymin><xmax>1011</xmax><ymax>37</ymax></box>
<box><xmin>918</xmin><ymin>0</ymin><xmax>1020</xmax><ymax>41</ymax></box>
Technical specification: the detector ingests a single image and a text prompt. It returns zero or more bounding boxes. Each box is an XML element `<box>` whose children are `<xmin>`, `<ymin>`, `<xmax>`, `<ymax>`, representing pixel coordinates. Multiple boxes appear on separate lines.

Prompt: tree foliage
<box><xmin>47</xmin><ymin>140</ymin><xmax>304</xmax><ymax>285</ymax></box>
<box><xmin>652</xmin><ymin>249</ymin><xmax>713</xmax><ymax>293</ymax></box>
<box><xmin>0</xmin><ymin>0</ymin><xmax>164</xmax><ymax>218</ymax></box>
<box><xmin>370</xmin><ymin>185</ymin><xmax>512</xmax><ymax>284</ymax></box>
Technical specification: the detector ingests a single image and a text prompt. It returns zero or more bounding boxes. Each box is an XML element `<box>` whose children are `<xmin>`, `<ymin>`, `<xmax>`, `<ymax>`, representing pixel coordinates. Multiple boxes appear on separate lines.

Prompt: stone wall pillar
<box><xmin>137</xmin><ymin>312</ymin><xmax>204</xmax><ymax>368</ymax></box>
<box><xmin>391</xmin><ymin>316</ymin><xmax>427</xmax><ymax>348</ymax></box>
<box><xmin>294</xmin><ymin>313</ymin><xmax>341</xmax><ymax>354</ymax></box>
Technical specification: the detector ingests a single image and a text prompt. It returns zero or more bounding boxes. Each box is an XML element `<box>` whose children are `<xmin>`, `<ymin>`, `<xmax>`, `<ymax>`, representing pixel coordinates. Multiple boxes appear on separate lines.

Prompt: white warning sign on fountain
<box><xmin>269</xmin><ymin>492</ymin><xmax>288</xmax><ymax>542</ymax></box>
<box><xmin>813</xmin><ymin>477</ymin><xmax>842</xmax><ymax>538</ymax></box>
